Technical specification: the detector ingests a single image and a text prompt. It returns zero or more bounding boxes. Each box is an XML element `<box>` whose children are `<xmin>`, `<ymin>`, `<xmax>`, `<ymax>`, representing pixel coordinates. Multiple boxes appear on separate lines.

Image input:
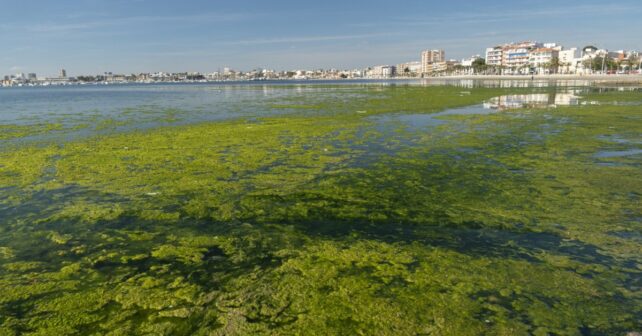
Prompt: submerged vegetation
<box><xmin>0</xmin><ymin>84</ymin><xmax>641</xmax><ymax>335</ymax></box>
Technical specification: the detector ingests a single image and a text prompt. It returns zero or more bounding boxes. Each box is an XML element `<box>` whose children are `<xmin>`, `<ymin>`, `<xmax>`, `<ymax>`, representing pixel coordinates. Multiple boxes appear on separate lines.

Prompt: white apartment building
<box><xmin>461</xmin><ymin>55</ymin><xmax>483</xmax><ymax>67</ymax></box>
<box><xmin>368</xmin><ymin>65</ymin><xmax>396</xmax><ymax>78</ymax></box>
<box><xmin>529</xmin><ymin>48</ymin><xmax>560</xmax><ymax>74</ymax></box>
<box><xmin>485</xmin><ymin>47</ymin><xmax>503</xmax><ymax>66</ymax></box>
<box><xmin>579</xmin><ymin>46</ymin><xmax>608</xmax><ymax>74</ymax></box>
<box><xmin>558</xmin><ymin>48</ymin><xmax>582</xmax><ymax>74</ymax></box>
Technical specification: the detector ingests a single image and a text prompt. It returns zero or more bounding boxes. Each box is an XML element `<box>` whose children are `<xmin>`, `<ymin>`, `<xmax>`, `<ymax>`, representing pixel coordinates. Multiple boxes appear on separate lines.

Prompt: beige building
<box><xmin>421</xmin><ymin>49</ymin><xmax>445</xmax><ymax>74</ymax></box>
<box><xmin>396</xmin><ymin>61</ymin><xmax>422</xmax><ymax>76</ymax></box>
<box><xmin>422</xmin><ymin>62</ymin><xmax>448</xmax><ymax>75</ymax></box>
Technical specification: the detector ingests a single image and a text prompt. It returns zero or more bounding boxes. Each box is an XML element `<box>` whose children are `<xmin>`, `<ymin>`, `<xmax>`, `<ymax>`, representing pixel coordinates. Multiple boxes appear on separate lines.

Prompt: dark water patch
<box><xmin>594</xmin><ymin>149</ymin><xmax>642</xmax><ymax>158</ymax></box>
<box><xmin>609</xmin><ymin>230</ymin><xmax>642</xmax><ymax>242</ymax></box>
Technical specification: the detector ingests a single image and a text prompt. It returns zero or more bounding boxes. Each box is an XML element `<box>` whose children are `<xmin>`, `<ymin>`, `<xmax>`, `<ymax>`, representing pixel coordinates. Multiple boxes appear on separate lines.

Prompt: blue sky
<box><xmin>1</xmin><ymin>0</ymin><xmax>641</xmax><ymax>76</ymax></box>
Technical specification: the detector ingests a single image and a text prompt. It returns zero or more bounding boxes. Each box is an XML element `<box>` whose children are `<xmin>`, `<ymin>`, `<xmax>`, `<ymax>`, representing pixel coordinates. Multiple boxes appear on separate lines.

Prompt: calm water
<box><xmin>1</xmin><ymin>80</ymin><xmax>638</xmax><ymax>131</ymax></box>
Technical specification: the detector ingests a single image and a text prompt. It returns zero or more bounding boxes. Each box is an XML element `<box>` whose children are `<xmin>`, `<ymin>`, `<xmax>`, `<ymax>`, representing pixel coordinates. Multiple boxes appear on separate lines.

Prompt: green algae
<box><xmin>581</xmin><ymin>89</ymin><xmax>642</xmax><ymax>103</ymax></box>
<box><xmin>0</xmin><ymin>123</ymin><xmax>64</xmax><ymax>141</ymax></box>
<box><xmin>0</xmin><ymin>85</ymin><xmax>640</xmax><ymax>335</ymax></box>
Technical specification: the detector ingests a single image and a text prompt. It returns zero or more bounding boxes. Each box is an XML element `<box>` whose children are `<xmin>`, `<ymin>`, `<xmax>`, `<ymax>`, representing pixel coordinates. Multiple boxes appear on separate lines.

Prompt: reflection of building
<box><xmin>484</xmin><ymin>93</ymin><xmax>580</xmax><ymax>110</ymax></box>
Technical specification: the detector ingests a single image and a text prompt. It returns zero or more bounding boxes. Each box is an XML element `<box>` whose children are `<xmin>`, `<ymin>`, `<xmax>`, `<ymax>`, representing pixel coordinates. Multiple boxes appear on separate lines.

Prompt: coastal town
<box><xmin>2</xmin><ymin>41</ymin><xmax>641</xmax><ymax>87</ymax></box>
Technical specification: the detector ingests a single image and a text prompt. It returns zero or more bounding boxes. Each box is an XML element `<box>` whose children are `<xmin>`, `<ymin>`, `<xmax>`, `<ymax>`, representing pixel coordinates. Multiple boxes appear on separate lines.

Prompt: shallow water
<box><xmin>595</xmin><ymin>149</ymin><xmax>642</xmax><ymax>158</ymax></box>
<box><xmin>0</xmin><ymin>83</ymin><xmax>640</xmax><ymax>335</ymax></box>
<box><xmin>483</xmin><ymin>93</ymin><xmax>582</xmax><ymax>109</ymax></box>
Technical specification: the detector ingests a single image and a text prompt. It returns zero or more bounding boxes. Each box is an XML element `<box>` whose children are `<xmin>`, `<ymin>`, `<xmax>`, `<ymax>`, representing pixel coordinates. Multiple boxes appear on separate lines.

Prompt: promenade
<box><xmin>434</xmin><ymin>73</ymin><xmax>642</xmax><ymax>83</ymax></box>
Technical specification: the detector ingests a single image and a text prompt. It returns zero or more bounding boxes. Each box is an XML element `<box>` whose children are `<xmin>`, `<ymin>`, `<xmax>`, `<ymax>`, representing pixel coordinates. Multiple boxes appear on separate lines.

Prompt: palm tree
<box><xmin>626</xmin><ymin>55</ymin><xmax>640</xmax><ymax>72</ymax></box>
<box><xmin>549</xmin><ymin>57</ymin><xmax>561</xmax><ymax>74</ymax></box>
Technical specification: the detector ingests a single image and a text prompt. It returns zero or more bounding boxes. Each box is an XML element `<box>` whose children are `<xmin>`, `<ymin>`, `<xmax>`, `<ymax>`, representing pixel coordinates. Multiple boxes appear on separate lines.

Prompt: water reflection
<box><xmin>484</xmin><ymin>93</ymin><xmax>582</xmax><ymax>110</ymax></box>
<box><xmin>370</xmin><ymin>105</ymin><xmax>493</xmax><ymax>134</ymax></box>
<box><xmin>594</xmin><ymin>149</ymin><xmax>642</xmax><ymax>158</ymax></box>
<box><xmin>419</xmin><ymin>78</ymin><xmax>642</xmax><ymax>89</ymax></box>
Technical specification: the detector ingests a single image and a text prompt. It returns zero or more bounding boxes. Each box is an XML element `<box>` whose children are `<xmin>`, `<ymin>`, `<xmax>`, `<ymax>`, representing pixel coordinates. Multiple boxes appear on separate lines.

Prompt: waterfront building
<box><xmin>422</xmin><ymin>62</ymin><xmax>448</xmax><ymax>75</ymax></box>
<box><xmin>502</xmin><ymin>42</ymin><xmax>541</xmax><ymax>74</ymax></box>
<box><xmin>558</xmin><ymin>48</ymin><xmax>582</xmax><ymax>74</ymax></box>
<box><xmin>542</xmin><ymin>43</ymin><xmax>562</xmax><ymax>50</ymax></box>
<box><xmin>421</xmin><ymin>49</ymin><xmax>445</xmax><ymax>63</ymax></box>
<box><xmin>486</xmin><ymin>42</ymin><xmax>557</xmax><ymax>73</ymax></box>
<box><xmin>609</xmin><ymin>50</ymin><xmax>627</xmax><ymax>62</ymax></box>
<box><xmin>368</xmin><ymin>65</ymin><xmax>396</xmax><ymax>78</ymax></box>
<box><xmin>529</xmin><ymin>48</ymin><xmax>560</xmax><ymax>74</ymax></box>
<box><xmin>59</xmin><ymin>69</ymin><xmax>67</xmax><ymax>78</ymax></box>
<box><xmin>485</xmin><ymin>47</ymin><xmax>503</xmax><ymax>66</ymax></box>
<box><xmin>582</xmin><ymin>46</ymin><xmax>602</xmax><ymax>58</ymax></box>
<box><xmin>579</xmin><ymin>46</ymin><xmax>608</xmax><ymax>74</ymax></box>
<box><xmin>461</xmin><ymin>55</ymin><xmax>483</xmax><ymax>67</ymax></box>
<box><xmin>421</xmin><ymin>49</ymin><xmax>445</xmax><ymax>74</ymax></box>
<box><xmin>396</xmin><ymin>61</ymin><xmax>422</xmax><ymax>76</ymax></box>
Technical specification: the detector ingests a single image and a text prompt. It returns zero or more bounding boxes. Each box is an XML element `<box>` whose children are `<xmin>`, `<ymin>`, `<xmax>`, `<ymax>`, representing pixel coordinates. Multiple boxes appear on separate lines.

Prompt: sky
<box><xmin>1</xmin><ymin>0</ymin><xmax>641</xmax><ymax>76</ymax></box>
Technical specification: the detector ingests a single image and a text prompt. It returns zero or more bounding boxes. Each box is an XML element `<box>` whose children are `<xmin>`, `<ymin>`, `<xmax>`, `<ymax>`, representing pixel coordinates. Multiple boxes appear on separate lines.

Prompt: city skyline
<box><xmin>2</xmin><ymin>0</ymin><xmax>642</xmax><ymax>77</ymax></box>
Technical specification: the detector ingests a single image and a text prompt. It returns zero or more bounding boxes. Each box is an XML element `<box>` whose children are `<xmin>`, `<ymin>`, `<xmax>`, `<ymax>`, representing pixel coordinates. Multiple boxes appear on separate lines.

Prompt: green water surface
<box><xmin>0</xmin><ymin>84</ymin><xmax>640</xmax><ymax>335</ymax></box>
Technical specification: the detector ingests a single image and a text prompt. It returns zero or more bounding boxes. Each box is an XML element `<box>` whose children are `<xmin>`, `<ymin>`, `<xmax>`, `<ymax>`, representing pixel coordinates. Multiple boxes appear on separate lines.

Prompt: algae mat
<box><xmin>0</xmin><ymin>85</ymin><xmax>641</xmax><ymax>335</ymax></box>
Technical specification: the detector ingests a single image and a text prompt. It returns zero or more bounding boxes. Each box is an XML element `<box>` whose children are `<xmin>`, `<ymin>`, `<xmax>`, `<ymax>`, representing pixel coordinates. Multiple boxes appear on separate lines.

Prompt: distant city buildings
<box><xmin>481</xmin><ymin>41</ymin><xmax>640</xmax><ymax>75</ymax></box>
<box><xmin>1</xmin><ymin>41</ymin><xmax>640</xmax><ymax>88</ymax></box>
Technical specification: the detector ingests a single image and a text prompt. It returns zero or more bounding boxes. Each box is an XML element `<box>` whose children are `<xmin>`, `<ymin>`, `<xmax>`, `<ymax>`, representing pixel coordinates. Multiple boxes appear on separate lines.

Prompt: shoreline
<box><xmin>422</xmin><ymin>74</ymin><xmax>642</xmax><ymax>83</ymax></box>
<box><xmin>3</xmin><ymin>74</ymin><xmax>642</xmax><ymax>89</ymax></box>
